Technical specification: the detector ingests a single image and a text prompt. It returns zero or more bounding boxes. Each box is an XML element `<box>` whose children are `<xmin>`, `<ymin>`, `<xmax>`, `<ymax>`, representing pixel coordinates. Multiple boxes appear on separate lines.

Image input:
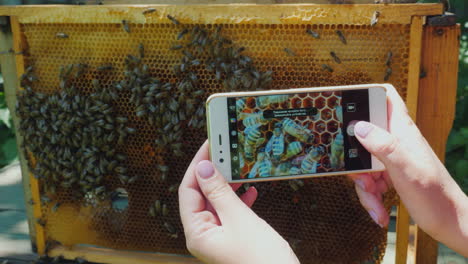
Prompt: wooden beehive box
<box><xmin>0</xmin><ymin>3</ymin><xmax>459</xmax><ymax>264</ymax></box>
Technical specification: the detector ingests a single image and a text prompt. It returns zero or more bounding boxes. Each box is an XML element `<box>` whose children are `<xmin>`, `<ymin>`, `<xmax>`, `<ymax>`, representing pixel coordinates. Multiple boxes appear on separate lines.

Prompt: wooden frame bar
<box><xmin>0</xmin><ymin>16</ymin><xmax>38</xmax><ymax>252</ymax></box>
<box><xmin>414</xmin><ymin>23</ymin><xmax>460</xmax><ymax>264</ymax></box>
<box><xmin>0</xmin><ymin>4</ymin><xmax>442</xmax><ymax>25</ymax></box>
<box><xmin>394</xmin><ymin>14</ymin><xmax>424</xmax><ymax>264</ymax></box>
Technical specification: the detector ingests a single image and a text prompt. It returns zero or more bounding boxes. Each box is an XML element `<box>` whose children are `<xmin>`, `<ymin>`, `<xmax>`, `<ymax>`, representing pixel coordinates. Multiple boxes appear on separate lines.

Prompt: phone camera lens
<box><xmin>219</xmin><ymin>158</ymin><xmax>224</xmax><ymax>163</ymax></box>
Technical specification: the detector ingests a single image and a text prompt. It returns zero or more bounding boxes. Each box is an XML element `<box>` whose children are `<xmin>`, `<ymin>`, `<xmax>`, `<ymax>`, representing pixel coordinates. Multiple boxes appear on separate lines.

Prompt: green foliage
<box><xmin>0</xmin><ymin>86</ymin><xmax>18</xmax><ymax>168</ymax></box>
<box><xmin>444</xmin><ymin>0</ymin><xmax>468</xmax><ymax>194</ymax></box>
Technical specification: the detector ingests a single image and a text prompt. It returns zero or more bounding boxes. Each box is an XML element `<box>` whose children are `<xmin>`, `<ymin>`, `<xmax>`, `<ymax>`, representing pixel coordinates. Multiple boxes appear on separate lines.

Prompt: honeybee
<box><xmin>334</xmin><ymin>100</ymin><xmax>343</xmax><ymax>123</ymax></box>
<box><xmin>301</xmin><ymin>145</ymin><xmax>325</xmax><ymax>173</ymax></box>
<box><xmin>239</xmin><ymin>154</ymin><xmax>245</xmax><ymax>169</ymax></box>
<box><xmin>244</xmin><ymin>124</ymin><xmax>262</xmax><ymax>146</ymax></box>
<box><xmin>177</xmin><ymin>28</ymin><xmax>189</xmax><ymax>40</ymax></box>
<box><xmin>257</xmin><ymin>95</ymin><xmax>289</xmax><ymax>108</ymax></box>
<box><xmin>163</xmin><ymin>222</ymin><xmax>178</xmax><ymax>238</ymax></box>
<box><xmin>56</xmin><ymin>32</ymin><xmax>68</xmax><ymax>39</ymax></box>
<box><xmin>289</xmin><ymin>179</ymin><xmax>305</xmax><ymax>192</ymax></box>
<box><xmin>322</xmin><ymin>64</ymin><xmax>334</xmax><ymax>73</ymax></box>
<box><xmin>336</xmin><ymin>30</ymin><xmax>347</xmax><ymax>45</ymax></box>
<box><xmin>371</xmin><ymin>11</ymin><xmax>380</xmax><ymax>26</ymax></box>
<box><xmin>236</xmin><ymin>98</ymin><xmax>246</xmax><ymax>114</ymax></box>
<box><xmin>244</xmin><ymin>143</ymin><xmax>255</xmax><ymax>161</ymax></box>
<box><xmin>122</xmin><ymin>20</ymin><xmax>130</xmax><ymax>33</ymax></box>
<box><xmin>283</xmin><ymin>141</ymin><xmax>303</xmax><ymax>160</ymax></box>
<box><xmin>142</xmin><ymin>8</ymin><xmax>156</xmax><ymax>15</ymax></box>
<box><xmin>282</xmin><ymin>118</ymin><xmax>314</xmax><ymax>144</ymax></box>
<box><xmin>265</xmin><ymin>123</ymin><xmax>285</xmax><ymax>161</ymax></box>
<box><xmin>240</xmin><ymin>112</ymin><xmax>268</xmax><ymax>127</ymax></box>
<box><xmin>330</xmin><ymin>133</ymin><xmax>345</xmax><ymax>170</ymax></box>
<box><xmin>167</xmin><ymin>15</ymin><xmax>180</xmax><ymax>25</ymax></box>
<box><xmin>248</xmin><ymin>150</ymin><xmax>272</xmax><ymax>178</ymax></box>
<box><xmin>330</xmin><ymin>52</ymin><xmax>342</xmax><ymax>64</ymax></box>
<box><xmin>385</xmin><ymin>51</ymin><xmax>393</xmax><ymax>67</ymax></box>
<box><xmin>288</xmin><ymin>166</ymin><xmax>301</xmax><ymax>175</ymax></box>
<box><xmin>274</xmin><ymin>162</ymin><xmax>291</xmax><ymax>176</ymax></box>
<box><xmin>306</xmin><ymin>29</ymin><xmax>320</xmax><ymax>39</ymax></box>
<box><xmin>284</xmin><ymin>48</ymin><xmax>296</xmax><ymax>56</ymax></box>
<box><xmin>384</xmin><ymin>67</ymin><xmax>392</xmax><ymax>81</ymax></box>
<box><xmin>162</xmin><ymin>204</ymin><xmax>169</xmax><ymax>216</ymax></box>
<box><xmin>52</xmin><ymin>202</ymin><xmax>61</xmax><ymax>213</ymax></box>
<box><xmin>154</xmin><ymin>200</ymin><xmax>162</xmax><ymax>214</ymax></box>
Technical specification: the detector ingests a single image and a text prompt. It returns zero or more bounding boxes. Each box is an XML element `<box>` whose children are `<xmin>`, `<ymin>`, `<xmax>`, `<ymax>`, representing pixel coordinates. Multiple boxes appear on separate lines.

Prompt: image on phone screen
<box><xmin>226</xmin><ymin>90</ymin><xmax>371</xmax><ymax>180</ymax></box>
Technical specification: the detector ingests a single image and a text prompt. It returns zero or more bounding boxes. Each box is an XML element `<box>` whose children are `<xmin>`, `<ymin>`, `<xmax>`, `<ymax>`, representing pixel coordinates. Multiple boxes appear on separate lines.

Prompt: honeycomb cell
<box><xmin>327</xmin><ymin>96</ymin><xmax>339</xmax><ymax>108</ymax></box>
<box><xmin>321</xmin><ymin>133</ymin><xmax>332</xmax><ymax>145</ymax></box>
<box><xmin>315</xmin><ymin>120</ymin><xmax>327</xmax><ymax>134</ymax></box>
<box><xmin>327</xmin><ymin>120</ymin><xmax>339</xmax><ymax>133</ymax></box>
<box><xmin>314</xmin><ymin>96</ymin><xmax>326</xmax><ymax>109</ymax></box>
<box><xmin>321</xmin><ymin>109</ymin><xmax>333</xmax><ymax>121</ymax></box>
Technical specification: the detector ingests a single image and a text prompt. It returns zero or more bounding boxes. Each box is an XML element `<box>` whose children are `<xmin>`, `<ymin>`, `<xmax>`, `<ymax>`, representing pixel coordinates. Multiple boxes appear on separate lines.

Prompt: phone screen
<box><xmin>226</xmin><ymin>89</ymin><xmax>371</xmax><ymax>180</ymax></box>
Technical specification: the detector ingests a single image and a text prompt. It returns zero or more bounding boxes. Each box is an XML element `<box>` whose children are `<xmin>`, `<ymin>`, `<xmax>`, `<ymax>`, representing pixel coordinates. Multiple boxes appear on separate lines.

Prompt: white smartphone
<box><xmin>206</xmin><ymin>84</ymin><xmax>389</xmax><ymax>183</ymax></box>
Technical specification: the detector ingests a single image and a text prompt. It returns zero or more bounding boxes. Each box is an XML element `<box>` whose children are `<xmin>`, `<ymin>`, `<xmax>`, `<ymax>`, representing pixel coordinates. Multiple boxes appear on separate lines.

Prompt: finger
<box><xmin>354</xmin><ymin>121</ymin><xmax>407</xmax><ymax>169</ymax></box>
<box><xmin>240</xmin><ymin>186</ymin><xmax>258</xmax><ymax>208</ymax></box>
<box><xmin>385</xmin><ymin>85</ymin><xmax>408</xmax><ymax>115</ymax></box>
<box><xmin>205</xmin><ymin>183</ymin><xmax>243</xmax><ymax>215</ymax></box>
<box><xmin>195</xmin><ymin>160</ymin><xmax>253</xmax><ymax>224</ymax></box>
<box><xmin>348</xmin><ymin>173</ymin><xmax>368</xmax><ymax>181</ymax></box>
<box><xmin>179</xmin><ymin>140</ymin><xmax>210</xmax><ymax>228</ymax></box>
<box><xmin>350</xmin><ymin>173</ymin><xmax>376</xmax><ymax>193</ymax></box>
<box><xmin>230</xmin><ymin>183</ymin><xmax>242</xmax><ymax>192</ymax></box>
<box><xmin>370</xmin><ymin>171</ymin><xmax>381</xmax><ymax>180</ymax></box>
<box><xmin>355</xmin><ymin>183</ymin><xmax>389</xmax><ymax>228</ymax></box>
<box><xmin>375</xmin><ymin>178</ymin><xmax>389</xmax><ymax>193</ymax></box>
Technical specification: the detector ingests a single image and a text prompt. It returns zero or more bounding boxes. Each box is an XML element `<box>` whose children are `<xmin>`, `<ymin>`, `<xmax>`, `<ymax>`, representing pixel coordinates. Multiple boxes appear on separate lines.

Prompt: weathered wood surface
<box><xmin>0</xmin><ymin>4</ymin><xmax>443</xmax><ymax>24</ymax></box>
<box><xmin>0</xmin><ymin>17</ymin><xmax>37</xmax><ymax>252</ymax></box>
<box><xmin>414</xmin><ymin>24</ymin><xmax>461</xmax><ymax>264</ymax></box>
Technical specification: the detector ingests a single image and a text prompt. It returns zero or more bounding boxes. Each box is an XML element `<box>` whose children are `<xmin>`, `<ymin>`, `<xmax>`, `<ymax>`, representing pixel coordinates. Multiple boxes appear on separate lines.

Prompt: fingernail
<box><xmin>355</xmin><ymin>121</ymin><xmax>374</xmax><ymax>138</ymax></box>
<box><xmin>369</xmin><ymin>210</ymin><xmax>383</xmax><ymax>228</ymax></box>
<box><xmin>355</xmin><ymin>179</ymin><xmax>366</xmax><ymax>191</ymax></box>
<box><xmin>197</xmin><ymin>160</ymin><xmax>215</xmax><ymax>179</ymax></box>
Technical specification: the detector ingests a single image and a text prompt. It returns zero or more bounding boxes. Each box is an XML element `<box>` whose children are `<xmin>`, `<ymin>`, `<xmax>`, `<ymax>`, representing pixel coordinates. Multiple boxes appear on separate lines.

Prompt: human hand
<box><xmin>179</xmin><ymin>141</ymin><xmax>300</xmax><ymax>264</ymax></box>
<box><xmin>349</xmin><ymin>86</ymin><xmax>468</xmax><ymax>256</ymax></box>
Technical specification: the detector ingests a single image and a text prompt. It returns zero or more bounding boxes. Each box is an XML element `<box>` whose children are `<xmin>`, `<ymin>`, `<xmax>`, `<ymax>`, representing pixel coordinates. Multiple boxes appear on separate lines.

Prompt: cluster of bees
<box><xmin>236</xmin><ymin>94</ymin><xmax>345</xmax><ymax>183</ymax></box>
<box><xmin>16</xmin><ymin>13</ymin><xmax>276</xmax><ymax>243</ymax></box>
<box><xmin>16</xmin><ymin>64</ymin><xmax>136</xmax><ymax>213</ymax></box>
<box><xmin>121</xmin><ymin>14</ymin><xmax>275</xmax><ymax>223</ymax></box>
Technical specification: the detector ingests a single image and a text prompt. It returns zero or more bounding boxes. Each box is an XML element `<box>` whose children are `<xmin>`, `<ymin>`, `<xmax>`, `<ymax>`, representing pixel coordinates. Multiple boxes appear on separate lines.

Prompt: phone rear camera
<box><xmin>219</xmin><ymin>158</ymin><xmax>224</xmax><ymax>163</ymax></box>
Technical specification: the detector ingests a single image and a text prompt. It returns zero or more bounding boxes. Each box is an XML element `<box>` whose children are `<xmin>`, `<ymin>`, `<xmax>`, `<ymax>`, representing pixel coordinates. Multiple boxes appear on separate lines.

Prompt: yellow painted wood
<box><xmin>394</xmin><ymin>15</ymin><xmax>424</xmax><ymax>264</ymax></box>
<box><xmin>81</xmin><ymin>0</ymin><xmax>423</xmax><ymax>4</ymax></box>
<box><xmin>395</xmin><ymin>204</ymin><xmax>410</xmax><ymax>264</ymax></box>
<box><xmin>405</xmin><ymin>15</ymin><xmax>423</xmax><ymax>119</ymax></box>
<box><xmin>49</xmin><ymin>245</ymin><xmax>202</xmax><ymax>264</ymax></box>
<box><xmin>83</xmin><ymin>0</ymin><xmax>381</xmax><ymax>4</ymax></box>
<box><xmin>0</xmin><ymin>16</ymin><xmax>38</xmax><ymax>251</ymax></box>
<box><xmin>9</xmin><ymin>16</ymin><xmax>48</xmax><ymax>255</ymax></box>
<box><xmin>0</xmin><ymin>4</ymin><xmax>442</xmax><ymax>25</ymax></box>
<box><xmin>414</xmin><ymin>24</ymin><xmax>460</xmax><ymax>264</ymax></box>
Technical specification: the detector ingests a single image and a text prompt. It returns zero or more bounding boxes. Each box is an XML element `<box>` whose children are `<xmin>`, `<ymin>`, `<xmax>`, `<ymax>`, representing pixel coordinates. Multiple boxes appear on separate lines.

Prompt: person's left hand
<box><xmin>179</xmin><ymin>140</ymin><xmax>299</xmax><ymax>264</ymax></box>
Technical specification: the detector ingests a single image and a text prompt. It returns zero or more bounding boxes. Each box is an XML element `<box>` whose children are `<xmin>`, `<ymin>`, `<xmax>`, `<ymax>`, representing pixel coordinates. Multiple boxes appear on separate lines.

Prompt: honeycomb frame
<box><xmin>0</xmin><ymin>4</ymin><xmax>443</xmax><ymax>264</ymax></box>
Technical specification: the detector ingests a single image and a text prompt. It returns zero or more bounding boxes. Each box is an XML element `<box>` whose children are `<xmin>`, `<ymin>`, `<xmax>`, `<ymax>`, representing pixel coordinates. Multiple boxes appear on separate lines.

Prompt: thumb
<box><xmin>354</xmin><ymin>121</ymin><xmax>406</xmax><ymax>168</ymax></box>
<box><xmin>195</xmin><ymin>160</ymin><xmax>252</xmax><ymax>223</ymax></box>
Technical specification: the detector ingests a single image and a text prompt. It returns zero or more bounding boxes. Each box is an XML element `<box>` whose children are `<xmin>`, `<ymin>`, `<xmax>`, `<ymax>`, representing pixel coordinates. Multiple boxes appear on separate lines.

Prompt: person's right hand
<box><xmin>349</xmin><ymin>86</ymin><xmax>468</xmax><ymax>257</ymax></box>
<box><xmin>179</xmin><ymin>141</ymin><xmax>300</xmax><ymax>264</ymax></box>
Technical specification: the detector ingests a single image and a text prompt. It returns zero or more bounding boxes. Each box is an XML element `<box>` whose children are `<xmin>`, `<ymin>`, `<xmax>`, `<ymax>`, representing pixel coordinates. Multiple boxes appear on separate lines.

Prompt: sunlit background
<box><xmin>0</xmin><ymin>0</ymin><xmax>466</xmax><ymax>263</ymax></box>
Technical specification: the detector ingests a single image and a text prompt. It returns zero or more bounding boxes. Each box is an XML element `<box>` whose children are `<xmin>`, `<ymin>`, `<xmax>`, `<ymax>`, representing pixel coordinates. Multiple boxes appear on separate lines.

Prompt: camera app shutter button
<box><xmin>347</xmin><ymin>122</ymin><xmax>356</xmax><ymax>136</ymax></box>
